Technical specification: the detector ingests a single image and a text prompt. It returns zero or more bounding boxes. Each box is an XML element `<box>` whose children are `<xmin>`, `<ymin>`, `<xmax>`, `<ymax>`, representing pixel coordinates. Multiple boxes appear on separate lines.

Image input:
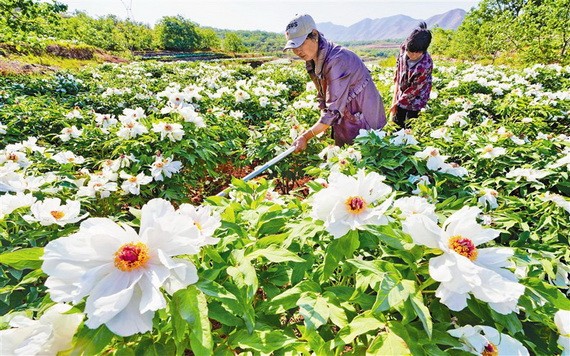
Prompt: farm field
<box><xmin>0</xmin><ymin>59</ymin><xmax>569</xmax><ymax>355</ymax></box>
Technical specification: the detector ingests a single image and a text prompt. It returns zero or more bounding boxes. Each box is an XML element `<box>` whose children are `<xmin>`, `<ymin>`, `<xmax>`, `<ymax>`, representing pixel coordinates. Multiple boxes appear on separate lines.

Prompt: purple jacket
<box><xmin>306</xmin><ymin>34</ymin><xmax>386</xmax><ymax>146</ymax></box>
<box><xmin>394</xmin><ymin>44</ymin><xmax>433</xmax><ymax>111</ymax></box>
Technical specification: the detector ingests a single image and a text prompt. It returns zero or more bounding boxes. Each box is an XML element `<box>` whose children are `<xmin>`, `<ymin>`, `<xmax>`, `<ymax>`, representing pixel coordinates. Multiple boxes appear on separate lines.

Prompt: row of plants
<box><xmin>0</xmin><ymin>59</ymin><xmax>568</xmax><ymax>354</ymax></box>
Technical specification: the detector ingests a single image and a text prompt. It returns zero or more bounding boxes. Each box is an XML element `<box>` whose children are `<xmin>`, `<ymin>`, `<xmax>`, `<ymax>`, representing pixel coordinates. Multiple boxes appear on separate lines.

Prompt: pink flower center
<box><xmin>114</xmin><ymin>242</ymin><xmax>150</xmax><ymax>271</ymax></box>
<box><xmin>448</xmin><ymin>235</ymin><xmax>478</xmax><ymax>261</ymax></box>
<box><xmin>482</xmin><ymin>343</ymin><xmax>498</xmax><ymax>356</ymax></box>
<box><xmin>165</xmin><ymin>124</ymin><xmax>173</xmax><ymax>131</ymax></box>
<box><xmin>345</xmin><ymin>196</ymin><xmax>367</xmax><ymax>214</ymax></box>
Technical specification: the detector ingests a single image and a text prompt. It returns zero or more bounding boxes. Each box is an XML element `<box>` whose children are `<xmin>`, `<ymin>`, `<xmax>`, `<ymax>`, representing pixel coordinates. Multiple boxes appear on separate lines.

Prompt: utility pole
<box><xmin>119</xmin><ymin>0</ymin><xmax>134</xmax><ymax>21</ymax></box>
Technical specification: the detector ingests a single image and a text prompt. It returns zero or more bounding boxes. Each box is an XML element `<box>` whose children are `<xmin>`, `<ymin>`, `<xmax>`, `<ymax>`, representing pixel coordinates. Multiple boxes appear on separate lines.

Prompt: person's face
<box><xmin>406</xmin><ymin>50</ymin><xmax>423</xmax><ymax>61</ymax></box>
<box><xmin>292</xmin><ymin>35</ymin><xmax>318</xmax><ymax>61</ymax></box>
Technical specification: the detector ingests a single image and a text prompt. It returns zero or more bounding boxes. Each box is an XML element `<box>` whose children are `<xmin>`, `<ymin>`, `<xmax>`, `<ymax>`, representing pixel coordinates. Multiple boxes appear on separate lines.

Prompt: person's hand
<box><xmin>293</xmin><ymin>136</ymin><xmax>308</xmax><ymax>153</ymax></box>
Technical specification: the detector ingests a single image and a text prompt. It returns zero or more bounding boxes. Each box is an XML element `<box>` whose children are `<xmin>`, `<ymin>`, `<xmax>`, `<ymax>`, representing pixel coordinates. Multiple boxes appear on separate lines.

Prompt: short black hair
<box><xmin>405</xmin><ymin>22</ymin><xmax>431</xmax><ymax>53</ymax></box>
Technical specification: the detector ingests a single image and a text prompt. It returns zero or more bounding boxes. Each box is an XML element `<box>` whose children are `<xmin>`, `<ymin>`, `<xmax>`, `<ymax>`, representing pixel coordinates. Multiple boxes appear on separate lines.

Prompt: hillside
<box><xmin>318</xmin><ymin>9</ymin><xmax>466</xmax><ymax>41</ymax></box>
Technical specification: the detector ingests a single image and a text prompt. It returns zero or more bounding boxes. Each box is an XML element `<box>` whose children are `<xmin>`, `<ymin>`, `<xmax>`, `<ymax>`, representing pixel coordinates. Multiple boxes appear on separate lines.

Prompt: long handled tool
<box><xmin>216</xmin><ymin>145</ymin><xmax>296</xmax><ymax>197</ymax></box>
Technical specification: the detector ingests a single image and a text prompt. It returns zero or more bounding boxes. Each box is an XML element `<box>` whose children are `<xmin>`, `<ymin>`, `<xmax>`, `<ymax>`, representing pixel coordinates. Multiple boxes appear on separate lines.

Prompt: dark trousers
<box><xmin>393</xmin><ymin>106</ymin><xmax>419</xmax><ymax>129</ymax></box>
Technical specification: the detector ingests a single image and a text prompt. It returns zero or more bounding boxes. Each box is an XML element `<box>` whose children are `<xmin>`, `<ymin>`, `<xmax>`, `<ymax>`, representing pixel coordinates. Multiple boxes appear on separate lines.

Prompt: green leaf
<box><xmin>226</xmin><ymin>258</ymin><xmax>258</xmax><ymax>302</ymax></box>
<box><xmin>297</xmin><ymin>293</ymin><xmax>330</xmax><ymax>330</ymax></box>
<box><xmin>334</xmin><ymin>313</ymin><xmax>384</xmax><ymax>347</ymax></box>
<box><xmin>228</xmin><ymin>328</ymin><xmax>297</xmax><ymax>353</ymax></box>
<box><xmin>321</xmin><ymin>230</ymin><xmax>360</xmax><ymax>282</ymax></box>
<box><xmin>0</xmin><ymin>247</ymin><xmax>44</xmax><ymax>270</ymax></box>
<box><xmin>410</xmin><ymin>293</ymin><xmax>433</xmax><ymax>338</ymax></box>
<box><xmin>298</xmin><ymin>325</ymin><xmax>327</xmax><ymax>354</ymax></box>
<box><xmin>490</xmin><ymin>309</ymin><xmax>523</xmax><ymax>336</ymax></box>
<box><xmin>246</xmin><ymin>245</ymin><xmax>305</xmax><ymax>263</ymax></box>
<box><xmin>134</xmin><ymin>340</ymin><xmax>175</xmax><ymax>356</ymax></box>
<box><xmin>70</xmin><ymin>324</ymin><xmax>115</xmax><ymax>355</ymax></box>
<box><xmin>367</xmin><ymin>330</ymin><xmax>411</xmax><ymax>356</ymax></box>
<box><xmin>196</xmin><ymin>279</ymin><xmax>242</xmax><ymax>316</ymax></box>
<box><xmin>171</xmin><ymin>286</ymin><xmax>213</xmax><ymax>355</ymax></box>
<box><xmin>208</xmin><ymin>301</ymin><xmax>243</xmax><ymax>327</ymax></box>
<box><xmin>372</xmin><ymin>277</ymin><xmax>416</xmax><ymax>313</ymax></box>
<box><xmin>263</xmin><ymin>280</ymin><xmax>321</xmax><ymax>314</ymax></box>
<box><xmin>523</xmin><ymin>277</ymin><xmax>570</xmax><ymax>310</ymax></box>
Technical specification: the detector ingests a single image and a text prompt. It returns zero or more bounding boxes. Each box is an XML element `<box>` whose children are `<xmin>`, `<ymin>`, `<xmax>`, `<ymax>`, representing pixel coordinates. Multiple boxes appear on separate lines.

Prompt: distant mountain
<box><xmin>317</xmin><ymin>9</ymin><xmax>466</xmax><ymax>42</ymax></box>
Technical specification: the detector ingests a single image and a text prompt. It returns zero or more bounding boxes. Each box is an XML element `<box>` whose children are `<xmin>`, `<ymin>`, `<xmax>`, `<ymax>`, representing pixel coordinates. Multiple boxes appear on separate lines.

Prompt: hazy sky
<box><xmin>59</xmin><ymin>0</ymin><xmax>480</xmax><ymax>33</ymax></box>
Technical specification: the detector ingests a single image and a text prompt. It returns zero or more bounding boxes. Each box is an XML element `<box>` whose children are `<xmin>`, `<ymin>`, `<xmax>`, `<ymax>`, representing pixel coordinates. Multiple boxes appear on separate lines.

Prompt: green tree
<box><xmin>0</xmin><ymin>0</ymin><xmax>66</xmax><ymax>36</ymax></box>
<box><xmin>155</xmin><ymin>15</ymin><xmax>200</xmax><ymax>51</ymax></box>
<box><xmin>222</xmin><ymin>32</ymin><xmax>246</xmax><ymax>53</ymax></box>
<box><xmin>437</xmin><ymin>0</ymin><xmax>570</xmax><ymax>64</ymax></box>
<box><xmin>197</xmin><ymin>27</ymin><xmax>221</xmax><ymax>51</ymax></box>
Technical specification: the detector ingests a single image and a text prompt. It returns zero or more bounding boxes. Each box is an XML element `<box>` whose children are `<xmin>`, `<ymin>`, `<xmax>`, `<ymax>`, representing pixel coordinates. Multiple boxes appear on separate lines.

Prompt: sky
<box><xmin>58</xmin><ymin>0</ymin><xmax>480</xmax><ymax>33</ymax></box>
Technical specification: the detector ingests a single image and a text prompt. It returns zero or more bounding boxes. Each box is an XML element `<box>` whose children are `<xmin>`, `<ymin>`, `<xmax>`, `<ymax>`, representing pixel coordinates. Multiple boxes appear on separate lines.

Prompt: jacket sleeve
<box><xmin>319</xmin><ymin>56</ymin><xmax>351</xmax><ymax>126</ymax></box>
<box><xmin>396</xmin><ymin>62</ymin><xmax>433</xmax><ymax>108</ymax></box>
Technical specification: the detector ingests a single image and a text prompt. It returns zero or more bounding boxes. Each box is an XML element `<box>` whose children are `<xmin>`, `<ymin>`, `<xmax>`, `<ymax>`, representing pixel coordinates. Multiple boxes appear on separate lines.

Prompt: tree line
<box><xmin>0</xmin><ymin>0</ymin><xmax>284</xmax><ymax>54</ymax></box>
<box><xmin>432</xmin><ymin>0</ymin><xmax>569</xmax><ymax>65</ymax></box>
<box><xmin>0</xmin><ymin>0</ymin><xmax>568</xmax><ymax>63</ymax></box>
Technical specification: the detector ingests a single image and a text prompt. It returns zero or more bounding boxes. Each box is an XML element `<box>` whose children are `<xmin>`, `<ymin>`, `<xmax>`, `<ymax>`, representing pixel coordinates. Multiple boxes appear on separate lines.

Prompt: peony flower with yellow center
<box><xmin>448</xmin><ymin>325</ymin><xmax>529</xmax><ymax>356</ymax></box>
<box><xmin>402</xmin><ymin>206</ymin><xmax>525</xmax><ymax>314</ymax></box>
<box><xmin>311</xmin><ymin>169</ymin><xmax>393</xmax><ymax>238</ymax></box>
<box><xmin>42</xmin><ymin>198</ymin><xmax>219</xmax><ymax>337</ymax></box>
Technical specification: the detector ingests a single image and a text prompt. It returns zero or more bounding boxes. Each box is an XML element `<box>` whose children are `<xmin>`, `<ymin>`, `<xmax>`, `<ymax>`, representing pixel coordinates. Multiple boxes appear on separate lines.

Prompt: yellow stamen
<box><xmin>448</xmin><ymin>235</ymin><xmax>478</xmax><ymax>261</ymax></box>
<box><xmin>114</xmin><ymin>242</ymin><xmax>150</xmax><ymax>272</ymax></box>
<box><xmin>345</xmin><ymin>196</ymin><xmax>367</xmax><ymax>214</ymax></box>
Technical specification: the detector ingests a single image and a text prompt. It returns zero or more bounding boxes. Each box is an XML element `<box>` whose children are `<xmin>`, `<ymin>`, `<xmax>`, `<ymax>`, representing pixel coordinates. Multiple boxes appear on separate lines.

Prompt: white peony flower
<box><xmin>118</xmin><ymin>107</ymin><xmax>146</xmax><ymax>121</ymax></box>
<box><xmin>402</xmin><ymin>206</ymin><xmax>525</xmax><ymax>314</ymax></box>
<box><xmin>448</xmin><ymin>325</ymin><xmax>529</xmax><ymax>356</ymax></box>
<box><xmin>94</xmin><ymin>113</ymin><xmax>118</xmax><ymax>132</ymax></box>
<box><xmin>415</xmin><ymin>147</ymin><xmax>449</xmax><ymax>172</ymax></box>
<box><xmin>445</xmin><ymin>111</ymin><xmax>469</xmax><ymax>127</ymax></box>
<box><xmin>356</xmin><ymin>128</ymin><xmax>386</xmax><ymax>139</ymax></box>
<box><xmin>0</xmin><ymin>150</ymin><xmax>30</xmax><ymax>168</ymax></box>
<box><xmin>430</xmin><ymin>127</ymin><xmax>452</xmax><ymax>142</ymax></box>
<box><xmin>506</xmin><ymin>168</ymin><xmax>550</xmax><ymax>183</ymax></box>
<box><xmin>120</xmin><ymin>171</ymin><xmax>152</xmax><ymax>195</ymax></box>
<box><xmin>0</xmin><ymin>192</ymin><xmax>36</xmax><ymax>219</ymax></box>
<box><xmin>311</xmin><ymin>170</ymin><xmax>393</xmax><ymax>238</ymax></box>
<box><xmin>390</xmin><ymin>129</ymin><xmax>418</xmax><ymax>146</ymax></box>
<box><xmin>150</xmin><ymin>156</ymin><xmax>182</xmax><ymax>181</ymax></box>
<box><xmin>549</xmin><ymin>153</ymin><xmax>570</xmax><ymax>171</ymax></box>
<box><xmin>51</xmin><ymin>151</ymin><xmax>85</xmax><ymax>165</ymax></box>
<box><xmin>42</xmin><ymin>198</ymin><xmax>217</xmax><ymax>336</ymax></box>
<box><xmin>393</xmin><ymin>196</ymin><xmax>438</xmax><ymax>222</ymax></box>
<box><xmin>177</xmin><ymin>204</ymin><xmax>221</xmax><ymax>246</ymax></box>
<box><xmin>441</xmin><ymin>162</ymin><xmax>469</xmax><ymax>177</ymax></box>
<box><xmin>77</xmin><ymin>175</ymin><xmax>118</xmax><ymax>199</ymax></box>
<box><xmin>478</xmin><ymin>188</ymin><xmax>499</xmax><ymax>209</ymax></box>
<box><xmin>555</xmin><ymin>310</ymin><xmax>570</xmax><ymax>355</ymax></box>
<box><xmin>58</xmin><ymin>125</ymin><xmax>82</xmax><ymax>142</ymax></box>
<box><xmin>0</xmin><ymin>303</ymin><xmax>83</xmax><ymax>356</ymax></box>
<box><xmin>476</xmin><ymin>144</ymin><xmax>506</xmax><ymax>159</ymax></box>
<box><xmin>152</xmin><ymin>122</ymin><xmax>185</xmax><ymax>142</ymax></box>
<box><xmin>541</xmin><ymin>192</ymin><xmax>570</xmax><ymax>214</ymax></box>
<box><xmin>25</xmin><ymin>198</ymin><xmax>87</xmax><ymax>227</ymax></box>
<box><xmin>117</xmin><ymin>117</ymin><xmax>148</xmax><ymax>139</ymax></box>
<box><xmin>179</xmin><ymin>107</ymin><xmax>206</xmax><ymax>127</ymax></box>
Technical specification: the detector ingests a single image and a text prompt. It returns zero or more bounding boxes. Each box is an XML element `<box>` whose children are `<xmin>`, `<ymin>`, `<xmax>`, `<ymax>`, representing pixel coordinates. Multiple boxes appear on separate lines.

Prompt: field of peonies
<box><xmin>0</xmin><ymin>59</ymin><xmax>569</xmax><ymax>355</ymax></box>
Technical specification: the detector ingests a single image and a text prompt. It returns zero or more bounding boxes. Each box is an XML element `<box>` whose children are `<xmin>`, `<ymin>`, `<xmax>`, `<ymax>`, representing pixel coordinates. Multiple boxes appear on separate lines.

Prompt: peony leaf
<box><xmin>297</xmin><ymin>292</ymin><xmax>330</xmax><ymax>330</ymax></box>
<box><xmin>0</xmin><ymin>247</ymin><xmax>43</xmax><ymax>270</ymax></box>
<box><xmin>321</xmin><ymin>229</ymin><xmax>360</xmax><ymax>282</ymax></box>
<box><xmin>246</xmin><ymin>245</ymin><xmax>305</xmax><ymax>263</ymax></box>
